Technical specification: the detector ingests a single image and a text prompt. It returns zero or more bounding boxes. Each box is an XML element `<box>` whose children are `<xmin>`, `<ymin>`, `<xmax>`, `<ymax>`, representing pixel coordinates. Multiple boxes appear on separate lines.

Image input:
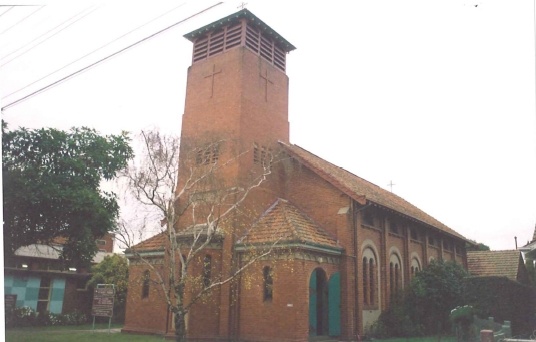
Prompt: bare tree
<box><xmin>117</xmin><ymin>130</ymin><xmax>283</xmax><ymax>342</ymax></box>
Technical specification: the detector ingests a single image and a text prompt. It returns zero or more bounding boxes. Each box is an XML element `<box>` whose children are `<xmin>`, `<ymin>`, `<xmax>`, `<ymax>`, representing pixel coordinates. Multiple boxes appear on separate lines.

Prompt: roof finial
<box><xmin>237</xmin><ymin>2</ymin><xmax>248</xmax><ymax>10</ymax></box>
<box><xmin>387</xmin><ymin>180</ymin><xmax>396</xmax><ymax>193</ymax></box>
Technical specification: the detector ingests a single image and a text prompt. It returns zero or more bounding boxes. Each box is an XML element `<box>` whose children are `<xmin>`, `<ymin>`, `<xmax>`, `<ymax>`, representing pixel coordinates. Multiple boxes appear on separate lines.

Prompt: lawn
<box><xmin>5</xmin><ymin>324</ymin><xmax>164</xmax><ymax>342</ymax></box>
<box><xmin>6</xmin><ymin>325</ymin><xmax>457</xmax><ymax>342</ymax></box>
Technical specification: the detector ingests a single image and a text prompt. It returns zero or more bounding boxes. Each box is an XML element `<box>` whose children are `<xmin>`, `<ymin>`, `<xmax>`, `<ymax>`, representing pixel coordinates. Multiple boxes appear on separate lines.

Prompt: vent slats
<box><xmin>191</xmin><ymin>20</ymin><xmax>286</xmax><ymax>72</ymax></box>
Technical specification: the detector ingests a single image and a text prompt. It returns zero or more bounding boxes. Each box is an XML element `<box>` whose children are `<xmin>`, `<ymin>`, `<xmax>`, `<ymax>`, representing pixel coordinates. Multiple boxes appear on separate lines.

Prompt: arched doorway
<box><xmin>309</xmin><ymin>269</ymin><xmax>340</xmax><ymax>337</ymax></box>
<box><xmin>309</xmin><ymin>268</ymin><xmax>327</xmax><ymax>336</ymax></box>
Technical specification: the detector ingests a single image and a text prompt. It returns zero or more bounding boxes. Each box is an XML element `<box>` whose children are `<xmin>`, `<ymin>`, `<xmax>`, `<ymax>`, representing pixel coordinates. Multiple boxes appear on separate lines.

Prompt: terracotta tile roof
<box><xmin>129</xmin><ymin>232</ymin><xmax>166</xmax><ymax>253</ymax></box>
<box><xmin>238</xmin><ymin>198</ymin><xmax>342</xmax><ymax>252</ymax></box>
<box><xmin>467</xmin><ymin>250</ymin><xmax>523</xmax><ymax>281</ymax></box>
<box><xmin>280</xmin><ymin>143</ymin><xmax>468</xmax><ymax>241</ymax></box>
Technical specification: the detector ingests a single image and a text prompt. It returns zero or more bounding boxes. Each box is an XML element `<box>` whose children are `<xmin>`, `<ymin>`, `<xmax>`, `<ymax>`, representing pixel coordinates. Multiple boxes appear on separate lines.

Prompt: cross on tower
<box><xmin>204</xmin><ymin>64</ymin><xmax>222</xmax><ymax>98</ymax></box>
<box><xmin>237</xmin><ymin>2</ymin><xmax>248</xmax><ymax>10</ymax></box>
<box><xmin>259</xmin><ymin>69</ymin><xmax>273</xmax><ymax>101</ymax></box>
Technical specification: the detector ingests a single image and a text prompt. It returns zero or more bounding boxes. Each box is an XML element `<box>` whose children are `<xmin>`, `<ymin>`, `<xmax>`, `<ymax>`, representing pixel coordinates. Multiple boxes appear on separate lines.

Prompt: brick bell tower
<box><xmin>177</xmin><ymin>10</ymin><xmax>295</xmax><ymax>340</ymax></box>
<box><xmin>181</xmin><ymin>9</ymin><xmax>295</xmax><ymax>175</ymax></box>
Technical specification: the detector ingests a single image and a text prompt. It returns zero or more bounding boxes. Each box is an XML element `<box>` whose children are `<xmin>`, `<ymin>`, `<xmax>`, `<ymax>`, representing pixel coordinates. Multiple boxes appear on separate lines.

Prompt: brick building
<box><xmin>123</xmin><ymin>9</ymin><xmax>471</xmax><ymax>341</ymax></box>
<box><xmin>4</xmin><ymin>233</ymin><xmax>115</xmax><ymax>316</ymax></box>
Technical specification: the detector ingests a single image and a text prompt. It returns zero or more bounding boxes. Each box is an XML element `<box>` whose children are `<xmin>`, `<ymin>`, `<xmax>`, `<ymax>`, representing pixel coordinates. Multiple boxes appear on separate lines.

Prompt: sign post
<box><xmin>91</xmin><ymin>284</ymin><xmax>115</xmax><ymax>333</ymax></box>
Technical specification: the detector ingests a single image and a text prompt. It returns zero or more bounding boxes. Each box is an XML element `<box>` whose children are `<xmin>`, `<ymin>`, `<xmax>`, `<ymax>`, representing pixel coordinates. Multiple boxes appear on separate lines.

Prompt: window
<box><xmin>253</xmin><ymin>143</ymin><xmax>272</xmax><ymax>166</ymax></box>
<box><xmin>263</xmin><ymin>266</ymin><xmax>273</xmax><ymax>301</ymax></box>
<box><xmin>203</xmin><ymin>255</ymin><xmax>212</xmax><ymax>288</ymax></box>
<box><xmin>410</xmin><ymin>228</ymin><xmax>419</xmax><ymax>241</ymax></box>
<box><xmin>362</xmin><ymin>248</ymin><xmax>377</xmax><ymax>307</ymax></box>
<box><xmin>389</xmin><ymin>254</ymin><xmax>402</xmax><ymax>300</ymax></box>
<box><xmin>196</xmin><ymin>144</ymin><xmax>219</xmax><ymax>165</ymax></box>
<box><xmin>390</xmin><ymin>222</ymin><xmax>399</xmax><ymax>235</ymax></box>
<box><xmin>37</xmin><ymin>276</ymin><xmax>51</xmax><ymax>314</ymax></box>
<box><xmin>96</xmin><ymin>240</ymin><xmax>106</xmax><ymax>246</ymax></box>
<box><xmin>142</xmin><ymin>270</ymin><xmax>150</xmax><ymax>299</ymax></box>
<box><xmin>363</xmin><ymin>212</ymin><xmax>374</xmax><ymax>226</ymax></box>
<box><xmin>428</xmin><ymin>236</ymin><xmax>435</xmax><ymax>246</ymax></box>
<box><xmin>410</xmin><ymin>257</ymin><xmax>421</xmax><ymax>278</ymax></box>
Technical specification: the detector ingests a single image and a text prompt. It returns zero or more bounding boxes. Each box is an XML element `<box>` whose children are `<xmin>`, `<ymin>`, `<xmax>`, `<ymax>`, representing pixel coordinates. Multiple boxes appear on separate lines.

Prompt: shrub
<box><xmin>6</xmin><ymin>307</ymin><xmax>88</xmax><ymax>328</ymax></box>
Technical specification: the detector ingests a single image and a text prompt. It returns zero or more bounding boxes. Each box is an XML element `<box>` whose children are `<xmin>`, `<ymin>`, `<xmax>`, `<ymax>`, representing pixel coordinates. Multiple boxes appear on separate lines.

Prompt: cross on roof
<box><xmin>387</xmin><ymin>180</ymin><xmax>395</xmax><ymax>192</ymax></box>
<box><xmin>237</xmin><ymin>2</ymin><xmax>248</xmax><ymax>10</ymax></box>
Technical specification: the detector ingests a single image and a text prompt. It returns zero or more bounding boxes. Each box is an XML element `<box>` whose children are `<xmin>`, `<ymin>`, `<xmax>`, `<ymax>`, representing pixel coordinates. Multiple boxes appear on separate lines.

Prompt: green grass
<box><xmin>5</xmin><ymin>325</ymin><xmax>165</xmax><ymax>342</ymax></box>
<box><xmin>6</xmin><ymin>325</ymin><xmax>457</xmax><ymax>342</ymax></box>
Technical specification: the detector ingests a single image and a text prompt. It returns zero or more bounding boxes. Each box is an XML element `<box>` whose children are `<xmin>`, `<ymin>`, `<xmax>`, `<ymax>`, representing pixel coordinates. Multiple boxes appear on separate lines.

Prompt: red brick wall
<box><xmin>123</xmin><ymin>260</ymin><xmax>169</xmax><ymax>335</ymax></box>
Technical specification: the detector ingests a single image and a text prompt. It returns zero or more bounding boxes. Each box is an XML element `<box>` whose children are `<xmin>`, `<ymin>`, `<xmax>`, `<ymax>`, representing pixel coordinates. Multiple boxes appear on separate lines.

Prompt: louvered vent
<box><xmin>245</xmin><ymin>23</ymin><xmax>286</xmax><ymax>71</ymax></box>
<box><xmin>192</xmin><ymin>20</ymin><xmax>286</xmax><ymax>72</ymax></box>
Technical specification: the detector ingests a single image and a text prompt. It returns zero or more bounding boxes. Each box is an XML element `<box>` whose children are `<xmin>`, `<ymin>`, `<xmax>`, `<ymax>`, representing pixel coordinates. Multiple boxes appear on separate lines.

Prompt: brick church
<box><xmin>123</xmin><ymin>9</ymin><xmax>470</xmax><ymax>341</ymax></box>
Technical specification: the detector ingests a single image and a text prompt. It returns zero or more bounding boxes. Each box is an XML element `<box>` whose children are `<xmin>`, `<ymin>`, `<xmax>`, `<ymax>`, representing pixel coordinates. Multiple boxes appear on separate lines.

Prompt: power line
<box><xmin>0</xmin><ymin>5</ymin><xmax>43</xmax><ymax>35</ymax></box>
<box><xmin>1</xmin><ymin>2</ymin><xmax>223</xmax><ymax>112</ymax></box>
<box><xmin>0</xmin><ymin>6</ymin><xmax>15</xmax><ymax>19</ymax></box>
<box><xmin>2</xmin><ymin>1</ymin><xmax>190</xmax><ymax>100</ymax></box>
<box><xmin>1</xmin><ymin>5</ymin><xmax>100</xmax><ymax>66</ymax></box>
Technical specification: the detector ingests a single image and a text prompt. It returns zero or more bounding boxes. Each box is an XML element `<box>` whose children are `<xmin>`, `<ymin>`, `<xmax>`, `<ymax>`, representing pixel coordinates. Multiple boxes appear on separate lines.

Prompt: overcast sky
<box><xmin>1</xmin><ymin>0</ymin><xmax>535</xmax><ymax>251</ymax></box>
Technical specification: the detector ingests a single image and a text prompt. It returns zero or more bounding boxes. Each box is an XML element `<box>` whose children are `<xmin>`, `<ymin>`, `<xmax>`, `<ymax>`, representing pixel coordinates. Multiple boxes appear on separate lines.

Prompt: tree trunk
<box><xmin>174</xmin><ymin>309</ymin><xmax>186</xmax><ymax>342</ymax></box>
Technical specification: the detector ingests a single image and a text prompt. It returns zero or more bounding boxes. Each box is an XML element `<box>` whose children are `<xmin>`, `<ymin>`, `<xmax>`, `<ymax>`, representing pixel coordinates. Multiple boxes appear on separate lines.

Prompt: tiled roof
<box><xmin>129</xmin><ymin>232</ymin><xmax>166</xmax><ymax>253</ymax></box>
<box><xmin>280</xmin><ymin>142</ymin><xmax>468</xmax><ymax>241</ymax></box>
<box><xmin>467</xmin><ymin>250</ymin><xmax>522</xmax><ymax>280</ymax></box>
<box><xmin>238</xmin><ymin>198</ymin><xmax>342</xmax><ymax>252</ymax></box>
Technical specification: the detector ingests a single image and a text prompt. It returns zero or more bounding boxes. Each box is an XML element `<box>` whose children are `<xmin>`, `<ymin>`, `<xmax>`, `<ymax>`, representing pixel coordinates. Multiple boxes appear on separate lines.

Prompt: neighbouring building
<box><xmin>123</xmin><ymin>9</ymin><xmax>472</xmax><ymax>341</ymax></box>
<box><xmin>4</xmin><ymin>233</ymin><xmax>115</xmax><ymax>315</ymax></box>
<box><xmin>467</xmin><ymin>250</ymin><xmax>530</xmax><ymax>285</ymax></box>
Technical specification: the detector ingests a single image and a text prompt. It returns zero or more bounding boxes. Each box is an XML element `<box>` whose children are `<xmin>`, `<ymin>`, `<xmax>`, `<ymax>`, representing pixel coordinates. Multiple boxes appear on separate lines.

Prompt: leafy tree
<box><xmin>118</xmin><ymin>130</ymin><xmax>283</xmax><ymax>342</ymax></box>
<box><xmin>371</xmin><ymin>260</ymin><xmax>469</xmax><ymax>338</ymax></box>
<box><xmin>408</xmin><ymin>260</ymin><xmax>469</xmax><ymax>335</ymax></box>
<box><xmin>88</xmin><ymin>254</ymin><xmax>129</xmax><ymax>322</ymax></box>
<box><xmin>2</xmin><ymin>122</ymin><xmax>133</xmax><ymax>266</ymax></box>
<box><xmin>467</xmin><ymin>241</ymin><xmax>490</xmax><ymax>251</ymax></box>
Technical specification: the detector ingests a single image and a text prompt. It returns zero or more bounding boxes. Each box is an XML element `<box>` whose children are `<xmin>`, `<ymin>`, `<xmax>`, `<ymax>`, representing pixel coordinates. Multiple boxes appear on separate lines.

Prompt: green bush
<box><xmin>7</xmin><ymin>307</ymin><xmax>88</xmax><ymax>328</ymax></box>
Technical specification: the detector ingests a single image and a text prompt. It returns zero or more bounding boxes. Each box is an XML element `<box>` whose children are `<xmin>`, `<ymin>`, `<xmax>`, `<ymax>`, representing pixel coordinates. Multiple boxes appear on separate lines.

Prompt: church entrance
<box><xmin>309</xmin><ymin>269</ymin><xmax>341</xmax><ymax>338</ymax></box>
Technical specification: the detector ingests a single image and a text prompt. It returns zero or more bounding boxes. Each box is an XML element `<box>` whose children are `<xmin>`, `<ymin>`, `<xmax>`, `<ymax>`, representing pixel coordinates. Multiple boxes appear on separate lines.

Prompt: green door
<box><xmin>328</xmin><ymin>272</ymin><xmax>341</xmax><ymax>336</ymax></box>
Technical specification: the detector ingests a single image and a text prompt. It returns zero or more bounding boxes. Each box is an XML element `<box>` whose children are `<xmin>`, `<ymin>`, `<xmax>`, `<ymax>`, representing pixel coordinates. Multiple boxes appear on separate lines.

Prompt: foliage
<box><xmin>370</xmin><ymin>260</ymin><xmax>468</xmax><ymax>339</ymax></box>
<box><xmin>119</xmin><ymin>130</ymin><xmax>281</xmax><ymax>342</ymax></box>
<box><xmin>2</xmin><ymin>122</ymin><xmax>133</xmax><ymax>266</ymax></box>
<box><xmin>88</xmin><ymin>254</ymin><xmax>129</xmax><ymax>322</ymax></box>
<box><xmin>6</xmin><ymin>306</ymin><xmax>88</xmax><ymax>328</ymax></box>
<box><xmin>463</xmin><ymin>276</ymin><xmax>536</xmax><ymax>335</ymax></box>
<box><xmin>466</xmin><ymin>241</ymin><xmax>490</xmax><ymax>251</ymax></box>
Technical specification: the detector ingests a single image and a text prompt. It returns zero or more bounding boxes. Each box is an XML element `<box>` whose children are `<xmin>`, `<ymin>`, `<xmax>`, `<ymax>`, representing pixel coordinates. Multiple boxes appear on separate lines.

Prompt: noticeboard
<box><xmin>5</xmin><ymin>294</ymin><xmax>17</xmax><ymax>311</ymax></box>
<box><xmin>91</xmin><ymin>287</ymin><xmax>114</xmax><ymax>317</ymax></box>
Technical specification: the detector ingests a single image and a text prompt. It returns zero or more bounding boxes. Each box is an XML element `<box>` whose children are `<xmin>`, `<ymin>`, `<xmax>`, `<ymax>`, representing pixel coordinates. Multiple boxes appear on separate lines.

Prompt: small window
<box><xmin>263</xmin><ymin>266</ymin><xmax>273</xmax><ymax>301</ymax></box>
<box><xmin>390</xmin><ymin>223</ymin><xmax>399</xmax><ymax>235</ymax></box>
<box><xmin>253</xmin><ymin>143</ymin><xmax>272</xmax><ymax>166</ymax></box>
<box><xmin>142</xmin><ymin>270</ymin><xmax>150</xmax><ymax>299</ymax></box>
<box><xmin>96</xmin><ymin>240</ymin><xmax>106</xmax><ymax>246</ymax></box>
<box><xmin>410</xmin><ymin>228</ymin><xmax>418</xmax><ymax>241</ymax></box>
<box><xmin>203</xmin><ymin>255</ymin><xmax>212</xmax><ymax>288</ymax></box>
<box><xmin>428</xmin><ymin>236</ymin><xmax>435</xmax><ymax>246</ymax></box>
<box><xmin>363</xmin><ymin>212</ymin><xmax>374</xmax><ymax>226</ymax></box>
<box><xmin>196</xmin><ymin>144</ymin><xmax>219</xmax><ymax>165</ymax></box>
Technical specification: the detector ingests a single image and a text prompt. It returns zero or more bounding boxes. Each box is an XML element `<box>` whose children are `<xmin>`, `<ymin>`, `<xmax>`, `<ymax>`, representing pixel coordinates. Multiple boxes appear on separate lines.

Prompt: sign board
<box><xmin>91</xmin><ymin>287</ymin><xmax>114</xmax><ymax>317</ymax></box>
<box><xmin>5</xmin><ymin>294</ymin><xmax>17</xmax><ymax>311</ymax></box>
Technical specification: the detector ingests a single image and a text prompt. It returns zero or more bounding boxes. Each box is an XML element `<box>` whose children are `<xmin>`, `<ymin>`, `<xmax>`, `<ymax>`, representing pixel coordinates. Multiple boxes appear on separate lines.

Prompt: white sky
<box><xmin>1</xmin><ymin>0</ymin><xmax>535</xmax><ymax>251</ymax></box>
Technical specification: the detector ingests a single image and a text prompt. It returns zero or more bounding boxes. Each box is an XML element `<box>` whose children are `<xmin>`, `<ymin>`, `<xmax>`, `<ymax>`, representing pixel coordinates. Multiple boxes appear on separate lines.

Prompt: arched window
<box><xmin>142</xmin><ymin>270</ymin><xmax>150</xmax><ymax>299</ymax></box>
<box><xmin>389</xmin><ymin>253</ymin><xmax>402</xmax><ymax>299</ymax></box>
<box><xmin>411</xmin><ymin>257</ymin><xmax>421</xmax><ymax>278</ymax></box>
<box><xmin>263</xmin><ymin>266</ymin><xmax>273</xmax><ymax>301</ymax></box>
<box><xmin>203</xmin><ymin>255</ymin><xmax>212</xmax><ymax>288</ymax></box>
<box><xmin>362</xmin><ymin>247</ymin><xmax>377</xmax><ymax>307</ymax></box>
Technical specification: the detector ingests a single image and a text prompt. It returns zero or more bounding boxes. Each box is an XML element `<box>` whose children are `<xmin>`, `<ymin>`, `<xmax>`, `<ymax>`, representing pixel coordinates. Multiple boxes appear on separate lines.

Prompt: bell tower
<box><xmin>181</xmin><ymin>9</ymin><xmax>295</xmax><ymax>167</ymax></box>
